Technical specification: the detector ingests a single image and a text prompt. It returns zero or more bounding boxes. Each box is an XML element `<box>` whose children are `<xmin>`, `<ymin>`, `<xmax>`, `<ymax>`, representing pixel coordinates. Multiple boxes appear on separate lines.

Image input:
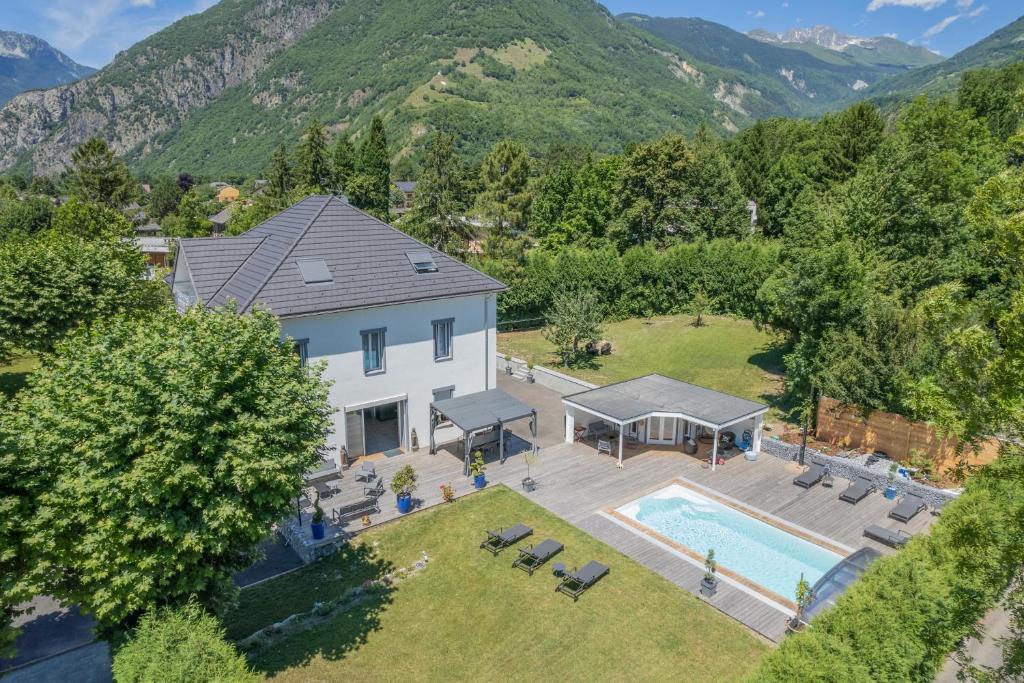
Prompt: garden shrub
<box><xmin>113</xmin><ymin>601</ymin><xmax>258</xmax><ymax>683</ymax></box>
<box><xmin>748</xmin><ymin>446</ymin><xmax>1024</xmax><ymax>683</ymax></box>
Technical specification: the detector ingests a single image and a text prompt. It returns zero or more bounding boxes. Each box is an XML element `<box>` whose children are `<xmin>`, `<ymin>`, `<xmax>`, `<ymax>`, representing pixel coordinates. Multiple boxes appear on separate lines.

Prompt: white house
<box><xmin>170</xmin><ymin>195</ymin><xmax>505</xmax><ymax>471</ymax></box>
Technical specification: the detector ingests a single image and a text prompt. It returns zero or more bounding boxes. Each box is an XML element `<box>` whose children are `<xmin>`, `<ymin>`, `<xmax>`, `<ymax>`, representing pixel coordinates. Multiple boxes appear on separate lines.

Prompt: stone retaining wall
<box><xmin>761</xmin><ymin>438</ymin><xmax>959</xmax><ymax>509</ymax></box>
<box><xmin>497</xmin><ymin>354</ymin><xmax>596</xmax><ymax>396</ymax></box>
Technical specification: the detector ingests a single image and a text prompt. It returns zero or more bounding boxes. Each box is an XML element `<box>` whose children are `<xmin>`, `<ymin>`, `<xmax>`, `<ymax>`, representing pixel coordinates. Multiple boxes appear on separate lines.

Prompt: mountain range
<box><xmin>0</xmin><ymin>0</ymin><xmax>1019</xmax><ymax>178</ymax></box>
<box><xmin>0</xmin><ymin>31</ymin><xmax>94</xmax><ymax>106</ymax></box>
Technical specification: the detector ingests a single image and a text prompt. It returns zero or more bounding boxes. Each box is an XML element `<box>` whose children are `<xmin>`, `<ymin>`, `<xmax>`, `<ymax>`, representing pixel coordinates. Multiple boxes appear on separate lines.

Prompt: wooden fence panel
<box><xmin>815</xmin><ymin>397</ymin><xmax>999</xmax><ymax>476</ymax></box>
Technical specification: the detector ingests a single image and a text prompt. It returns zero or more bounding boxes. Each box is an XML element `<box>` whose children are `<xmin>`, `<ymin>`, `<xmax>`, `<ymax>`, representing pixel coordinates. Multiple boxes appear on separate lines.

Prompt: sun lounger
<box><xmin>480</xmin><ymin>524</ymin><xmax>532</xmax><ymax>555</ymax></box>
<box><xmin>555</xmin><ymin>560</ymin><xmax>610</xmax><ymax>601</ymax></box>
<box><xmin>889</xmin><ymin>493</ymin><xmax>927</xmax><ymax>523</ymax></box>
<box><xmin>793</xmin><ymin>461</ymin><xmax>827</xmax><ymax>489</ymax></box>
<box><xmin>839</xmin><ymin>475</ymin><xmax>876</xmax><ymax>504</ymax></box>
<box><xmin>511</xmin><ymin>539</ymin><xmax>564</xmax><ymax>575</ymax></box>
<box><xmin>864</xmin><ymin>524</ymin><xmax>913</xmax><ymax>548</ymax></box>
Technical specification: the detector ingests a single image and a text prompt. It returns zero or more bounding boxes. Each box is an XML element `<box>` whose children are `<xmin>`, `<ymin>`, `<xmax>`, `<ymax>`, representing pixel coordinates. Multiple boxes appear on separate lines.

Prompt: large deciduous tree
<box><xmin>681</xmin><ymin>124</ymin><xmax>750</xmax><ymax>239</ymax></box>
<box><xmin>0</xmin><ymin>229</ymin><xmax>162</xmax><ymax>362</ymax></box>
<box><xmin>404</xmin><ymin>131</ymin><xmax>471</xmax><ymax>253</ymax></box>
<box><xmin>612</xmin><ymin>134</ymin><xmax>693</xmax><ymax>246</ymax></box>
<box><xmin>50</xmin><ymin>198</ymin><xmax>134</xmax><ymax>238</ymax></box>
<box><xmin>68</xmin><ymin>138</ymin><xmax>138</xmax><ymax>209</ymax></box>
<box><xmin>112</xmin><ymin>601</ymin><xmax>258</xmax><ymax>683</ymax></box>
<box><xmin>160</xmin><ymin>189</ymin><xmax>213</xmax><ymax>238</ymax></box>
<box><xmin>0</xmin><ymin>306</ymin><xmax>333</xmax><ymax>624</ymax></box>
<box><xmin>148</xmin><ymin>175</ymin><xmax>184</xmax><ymax>219</ymax></box>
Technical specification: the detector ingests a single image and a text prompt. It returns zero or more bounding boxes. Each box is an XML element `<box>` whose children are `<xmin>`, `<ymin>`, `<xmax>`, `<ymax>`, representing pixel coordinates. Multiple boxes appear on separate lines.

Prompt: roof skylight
<box><xmin>296</xmin><ymin>258</ymin><xmax>333</xmax><ymax>284</ymax></box>
<box><xmin>406</xmin><ymin>250</ymin><xmax>438</xmax><ymax>273</ymax></box>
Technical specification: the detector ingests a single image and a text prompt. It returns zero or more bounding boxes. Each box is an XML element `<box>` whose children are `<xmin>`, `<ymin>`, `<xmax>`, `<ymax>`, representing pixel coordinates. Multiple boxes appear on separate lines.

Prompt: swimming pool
<box><xmin>615</xmin><ymin>483</ymin><xmax>842</xmax><ymax>601</ymax></box>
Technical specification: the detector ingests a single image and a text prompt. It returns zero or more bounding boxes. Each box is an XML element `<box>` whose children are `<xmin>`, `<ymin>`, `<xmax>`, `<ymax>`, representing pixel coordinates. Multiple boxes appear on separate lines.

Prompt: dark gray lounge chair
<box><xmin>889</xmin><ymin>493</ymin><xmax>927</xmax><ymax>523</ymax></box>
<box><xmin>480</xmin><ymin>524</ymin><xmax>532</xmax><ymax>555</ymax></box>
<box><xmin>511</xmin><ymin>539</ymin><xmax>563</xmax><ymax>575</ymax></box>
<box><xmin>793</xmin><ymin>461</ymin><xmax>828</xmax><ymax>489</ymax></box>
<box><xmin>839</xmin><ymin>475</ymin><xmax>876</xmax><ymax>504</ymax></box>
<box><xmin>555</xmin><ymin>560</ymin><xmax>610</xmax><ymax>601</ymax></box>
<box><xmin>864</xmin><ymin>524</ymin><xmax>913</xmax><ymax>548</ymax></box>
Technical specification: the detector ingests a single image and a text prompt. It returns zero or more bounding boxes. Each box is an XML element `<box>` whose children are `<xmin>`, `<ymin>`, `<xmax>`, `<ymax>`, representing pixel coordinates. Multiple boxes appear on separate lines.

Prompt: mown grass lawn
<box><xmin>499</xmin><ymin>314</ymin><xmax>788</xmax><ymax>418</ymax></box>
<box><xmin>227</xmin><ymin>486</ymin><xmax>769</xmax><ymax>681</ymax></box>
<box><xmin>0</xmin><ymin>354</ymin><xmax>37</xmax><ymax>399</ymax></box>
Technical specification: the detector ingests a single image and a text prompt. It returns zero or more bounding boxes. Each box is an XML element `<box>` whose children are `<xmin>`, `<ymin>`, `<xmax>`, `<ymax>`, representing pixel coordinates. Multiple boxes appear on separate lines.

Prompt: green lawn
<box><xmin>226</xmin><ymin>487</ymin><xmax>769</xmax><ymax>681</ymax></box>
<box><xmin>0</xmin><ymin>355</ymin><xmax>37</xmax><ymax>399</ymax></box>
<box><xmin>500</xmin><ymin>314</ymin><xmax>789</xmax><ymax>422</ymax></box>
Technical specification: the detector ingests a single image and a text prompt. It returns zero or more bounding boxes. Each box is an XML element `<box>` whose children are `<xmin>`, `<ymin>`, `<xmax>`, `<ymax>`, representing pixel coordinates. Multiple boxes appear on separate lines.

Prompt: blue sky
<box><xmin>0</xmin><ymin>0</ymin><xmax>1019</xmax><ymax>68</ymax></box>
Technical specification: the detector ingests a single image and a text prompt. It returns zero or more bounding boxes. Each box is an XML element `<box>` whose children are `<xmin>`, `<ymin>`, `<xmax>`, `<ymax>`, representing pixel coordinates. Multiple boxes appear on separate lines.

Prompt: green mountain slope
<box><xmin>868</xmin><ymin>14</ymin><xmax>1024</xmax><ymax>100</ymax></box>
<box><xmin>619</xmin><ymin>15</ymin><xmax>907</xmax><ymax>116</ymax></box>
<box><xmin>0</xmin><ymin>0</ymin><xmax>783</xmax><ymax>178</ymax></box>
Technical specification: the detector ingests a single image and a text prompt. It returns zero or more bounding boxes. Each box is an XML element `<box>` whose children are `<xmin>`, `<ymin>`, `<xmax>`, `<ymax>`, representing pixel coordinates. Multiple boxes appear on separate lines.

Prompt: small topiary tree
<box><xmin>112</xmin><ymin>601</ymin><xmax>258</xmax><ymax>683</ymax></box>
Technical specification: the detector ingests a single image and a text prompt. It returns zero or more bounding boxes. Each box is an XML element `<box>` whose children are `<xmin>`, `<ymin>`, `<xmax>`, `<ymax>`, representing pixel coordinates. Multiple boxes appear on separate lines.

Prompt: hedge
<box><xmin>747</xmin><ymin>446</ymin><xmax>1024</xmax><ymax>682</ymax></box>
<box><xmin>478</xmin><ymin>238</ymin><xmax>781</xmax><ymax>322</ymax></box>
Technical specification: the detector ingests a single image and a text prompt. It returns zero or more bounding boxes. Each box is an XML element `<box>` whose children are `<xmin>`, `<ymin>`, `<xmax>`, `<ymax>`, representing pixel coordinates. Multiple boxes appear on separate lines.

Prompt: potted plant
<box><xmin>525</xmin><ymin>362</ymin><xmax>535</xmax><ymax>383</ymax></box>
<box><xmin>470</xmin><ymin>450</ymin><xmax>487</xmax><ymax>489</ymax></box>
<box><xmin>885</xmin><ymin>462</ymin><xmax>899</xmax><ymax>500</ymax></box>
<box><xmin>504</xmin><ymin>354</ymin><xmax>513</xmax><ymax>375</ymax></box>
<box><xmin>311</xmin><ymin>494</ymin><xmax>326</xmax><ymax>540</ymax></box>
<box><xmin>391</xmin><ymin>464</ymin><xmax>418</xmax><ymax>513</ymax></box>
<box><xmin>700</xmin><ymin>549</ymin><xmax>718</xmax><ymax>596</ymax></box>
<box><xmin>788</xmin><ymin>574</ymin><xmax>813</xmax><ymax>633</ymax></box>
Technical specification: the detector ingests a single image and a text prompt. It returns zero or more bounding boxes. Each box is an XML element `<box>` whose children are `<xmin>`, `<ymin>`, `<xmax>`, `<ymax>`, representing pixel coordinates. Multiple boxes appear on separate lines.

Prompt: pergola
<box><xmin>429</xmin><ymin>388</ymin><xmax>539</xmax><ymax>476</ymax></box>
<box><xmin>561</xmin><ymin>374</ymin><xmax>769</xmax><ymax>470</ymax></box>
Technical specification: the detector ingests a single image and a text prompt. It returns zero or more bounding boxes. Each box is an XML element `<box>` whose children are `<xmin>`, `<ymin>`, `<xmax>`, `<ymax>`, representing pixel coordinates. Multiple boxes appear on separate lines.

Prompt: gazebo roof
<box><xmin>563</xmin><ymin>374</ymin><xmax>768</xmax><ymax>428</ymax></box>
<box><xmin>431</xmin><ymin>388</ymin><xmax>535</xmax><ymax>433</ymax></box>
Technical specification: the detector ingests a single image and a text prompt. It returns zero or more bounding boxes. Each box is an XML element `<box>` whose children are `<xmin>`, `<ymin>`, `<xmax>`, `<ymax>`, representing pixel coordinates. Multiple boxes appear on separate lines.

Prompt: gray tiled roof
<box><xmin>563</xmin><ymin>374</ymin><xmax>769</xmax><ymax>428</ymax></box>
<box><xmin>176</xmin><ymin>195</ymin><xmax>505</xmax><ymax>317</ymax></box>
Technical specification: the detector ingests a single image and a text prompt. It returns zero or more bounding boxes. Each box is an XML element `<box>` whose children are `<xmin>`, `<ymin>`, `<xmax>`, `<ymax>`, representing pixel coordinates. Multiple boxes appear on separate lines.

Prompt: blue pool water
<box><xmin>618</xmin><ymin>484</ymin><xmax>841</xmax><ymax>600</ymax></box>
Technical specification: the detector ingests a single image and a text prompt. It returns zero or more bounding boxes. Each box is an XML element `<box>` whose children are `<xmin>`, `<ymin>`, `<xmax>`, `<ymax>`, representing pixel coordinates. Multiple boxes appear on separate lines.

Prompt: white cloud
<box><xmin>967</xmin><ymin>4</ymin><xmax>987</xmax><ymax>17</ymax></box>
<box><xmin>39</xmin><ymin>0</ymin><xmax>215</xmax><ymax>66</ymax></box>
<box><xmin>746</xmin><ymin>9</ymin><xmax>766</xmax><ymax>18</ymax></box>
<box><xmin>883</xmin><ymin>32</ymin><xmax>899</xmax><ymax>38</ymax></box>
<box><xmin>867</xmin><ymin>0</ymin><xmax>946</xmax><ymax>11</ymax></box>
<box><xmin>923</xmin><ymin>14</ymin><xmax>959</xmax><ymax>37</ymax></box>
<box><xmin>954</xmin><ymin>0</ymin><xmax>973</xmax><ymax>7</ymax></box>
<box><xmin>781</xmin><ymin>1</ymin><xmax>789</xmax><ymax>7</ymax></box>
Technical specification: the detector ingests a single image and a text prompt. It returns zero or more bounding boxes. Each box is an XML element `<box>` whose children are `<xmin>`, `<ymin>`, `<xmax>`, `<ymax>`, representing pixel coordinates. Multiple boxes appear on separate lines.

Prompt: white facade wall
<box><xmin>280</xmin><ymin>293</ymin><xmax>498</xmax><ymax>467</ymax></box>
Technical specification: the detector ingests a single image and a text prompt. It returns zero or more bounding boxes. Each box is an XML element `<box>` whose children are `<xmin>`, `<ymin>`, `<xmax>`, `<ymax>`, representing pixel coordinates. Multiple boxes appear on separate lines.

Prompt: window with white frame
<box><xmin>432</xmin><ymin>318</ymin><xmax>453</xmax><ymax>361</ymax></box>
<box><xmin>294</xmin><ymin>338</ymin><xmax>309</xmax><ymax>367</ymax></box>
<box><xmin>361</xmin><ymin>328</ymin><xmax>386</xmax><ymax>374</ymax></box>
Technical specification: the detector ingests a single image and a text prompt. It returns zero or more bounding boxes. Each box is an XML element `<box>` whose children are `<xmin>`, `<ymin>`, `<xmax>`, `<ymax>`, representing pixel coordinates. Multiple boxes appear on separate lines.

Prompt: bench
<box><xmin>331</xmin><ymin>496</ymin><xmax>381</xmax><ymax>524</ymax></box>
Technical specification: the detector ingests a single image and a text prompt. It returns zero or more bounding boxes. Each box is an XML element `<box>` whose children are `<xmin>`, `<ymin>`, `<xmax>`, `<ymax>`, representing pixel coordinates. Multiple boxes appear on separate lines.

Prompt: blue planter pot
<box><xmin>884</xmin><ymin>485</ymin><xmax>898</xmax><ymax>500</ymax></box>
<box><xmin>311</xmin><ymin>521</ymin><xmax>325</xmax><ymax>540</ymax></box>
<box><xmin>473</xmin><ymin>473</ymin><xmax>486</xmax><ymax>489</ymax></box>
<box><xmin>396</xmin><ymin>493</ymin><xmax>412</xmax><ymax>514</ymax></box>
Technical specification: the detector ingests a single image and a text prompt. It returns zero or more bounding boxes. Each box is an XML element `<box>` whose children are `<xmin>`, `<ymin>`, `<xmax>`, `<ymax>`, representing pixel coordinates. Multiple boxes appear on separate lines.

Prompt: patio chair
<box><xmin>511</xmin><ymin>539</ymin><xmax>564</xmax><ymax>575</ymax></box>
<box><xmin>735</xmin><ymin>430</ymin><xmax>752</xmax><ymax>451</ymax></box>
<box><xmin>362</xmin><ymin>477</ymin><xmax>385</xmax><ymax>499</ymax></box>
<box><xmin>480</xmin><ymin>524</ymin><xmax>533</xmax><ymax>555</ymax></box>
<box><xmin>597</xmin><ymin>439</ymin><xmax>612</xmax><ymax>457</ymax></box>
<box><xmin>864</xmin><ymin>524</ymin><xmax>913</xmax><ymax>548</ymax></box>
<box><xmin>355</xmin><ymin>461</ymin><xmax>376</xmax><ymax>483</ymax></box>
<box><xmin>889</xmin><ymin>493</ymin><xmax>927</xmax><ymax>523</ymax></box>
<box><xmin>555</xmin><ymin>560</ymin><xmax>610</xmax><ymax>601</ymax></box>
<box><xmin>793</xmin><ymin>460</ymin><xmax>828</xmax><ymax>489</ymax></box>
<box><xmin>839</xmin><ymin>475</ymin><xmax>877</xmax><ymax>504</ymax></box>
